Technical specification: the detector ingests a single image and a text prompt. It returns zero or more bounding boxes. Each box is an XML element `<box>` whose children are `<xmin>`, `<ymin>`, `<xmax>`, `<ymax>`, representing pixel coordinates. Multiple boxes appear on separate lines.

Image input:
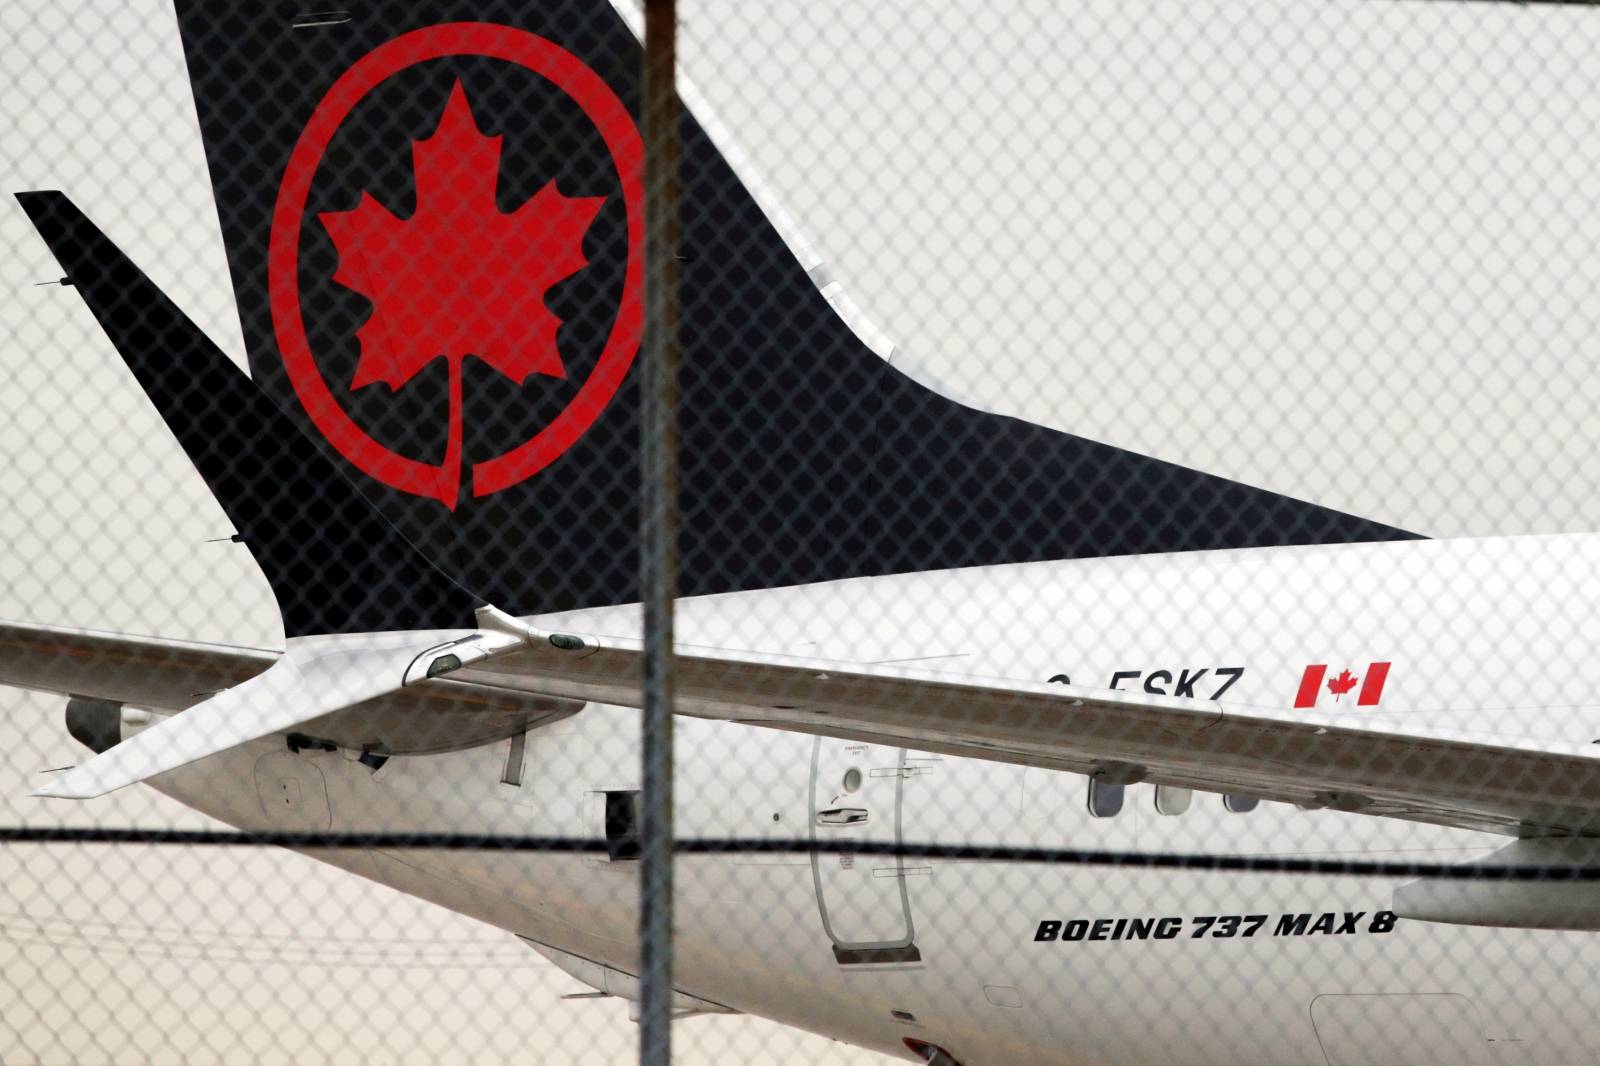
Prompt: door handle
<box><xmin>816</xmin><ymin>807</ymin><xmax>869</xmax><ymax>827</ymax></box>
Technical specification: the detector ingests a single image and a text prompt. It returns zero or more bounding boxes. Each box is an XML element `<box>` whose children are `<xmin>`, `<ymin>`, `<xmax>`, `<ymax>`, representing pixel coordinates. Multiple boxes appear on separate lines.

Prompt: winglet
<box><xmin>14</xmin><ymin>191</ymin><xmax>482</xmax><ymax>638</ymax></box>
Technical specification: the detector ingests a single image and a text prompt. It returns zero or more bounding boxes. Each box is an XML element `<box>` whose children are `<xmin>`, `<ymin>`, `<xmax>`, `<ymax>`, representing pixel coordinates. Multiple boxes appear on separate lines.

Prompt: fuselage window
<box><xmin>1087</xmin><ymin>778</ymin><xmax>1124</xmax><ymax>818</ymax></box>
<box><xmin>1154</xmin><ymin>785</ymin><xmax>1192</xmax><ymax>816</ymax></box>
<box><xmin>1223</xmin><ymin>793</ymin><xmax>1258</xmax><ymax>814</ymax></box>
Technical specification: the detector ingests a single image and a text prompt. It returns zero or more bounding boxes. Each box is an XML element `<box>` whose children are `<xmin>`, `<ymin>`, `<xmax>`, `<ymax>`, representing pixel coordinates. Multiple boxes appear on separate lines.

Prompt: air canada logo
<box><xmin>268</xmin><ymin>23</ymin><xmax>644</xmax><ymax>508</ymax></box>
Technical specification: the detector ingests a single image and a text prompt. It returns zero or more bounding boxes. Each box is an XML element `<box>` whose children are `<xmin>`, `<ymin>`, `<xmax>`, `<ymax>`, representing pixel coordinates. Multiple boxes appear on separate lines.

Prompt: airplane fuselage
<box><xmin>121</xmin><ymin>535</ymin><xmax>1600</xmax><ymax>1066</ymax></box>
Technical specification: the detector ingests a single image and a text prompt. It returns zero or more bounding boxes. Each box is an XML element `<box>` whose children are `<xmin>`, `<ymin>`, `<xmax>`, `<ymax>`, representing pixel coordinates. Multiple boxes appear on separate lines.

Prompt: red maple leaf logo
<box><xmin>1327</xmin><ymin>669</ymin><xmax>1359</xmax><ymax>700</ymax></box>
<box><xmin>318</xmin><ymin>79</ymin><xmax>605</xmax><ymax>508</ymax></box>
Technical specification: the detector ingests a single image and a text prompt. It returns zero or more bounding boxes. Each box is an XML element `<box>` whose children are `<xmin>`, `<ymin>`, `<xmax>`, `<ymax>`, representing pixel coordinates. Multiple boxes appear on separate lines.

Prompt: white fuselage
<box><xmin>130</xmin><ymin>535</ymin><xmax>1600</xmax><ymax>1066</ymax></box>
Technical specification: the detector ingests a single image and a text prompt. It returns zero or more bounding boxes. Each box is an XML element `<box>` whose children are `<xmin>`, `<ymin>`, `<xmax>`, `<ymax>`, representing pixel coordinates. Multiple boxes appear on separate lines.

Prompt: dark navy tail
<box><xmin>16</xmin><ymin>191</ymin><xmax>482</xmax><ymax>638</ymax></box>
<box><xmin>167</xmin><ymin>4</ymin><xmax>1417</xmax><ymax>620</ymax></box>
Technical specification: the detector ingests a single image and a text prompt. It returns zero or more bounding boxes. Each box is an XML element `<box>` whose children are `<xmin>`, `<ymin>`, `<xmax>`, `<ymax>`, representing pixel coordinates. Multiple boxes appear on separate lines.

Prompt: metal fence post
<box><xmin>639</xmin><ymin>0</ymin><xmax>681</xmax><ymax>1064</ymax></box>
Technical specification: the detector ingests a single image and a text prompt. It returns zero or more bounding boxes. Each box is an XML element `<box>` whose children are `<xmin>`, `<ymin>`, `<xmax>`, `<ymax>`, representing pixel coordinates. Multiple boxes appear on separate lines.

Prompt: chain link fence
<box><xmin>5</xmin><ymin>1</ymin><xmax>1600</xmax><ymax>1064</ymax></box>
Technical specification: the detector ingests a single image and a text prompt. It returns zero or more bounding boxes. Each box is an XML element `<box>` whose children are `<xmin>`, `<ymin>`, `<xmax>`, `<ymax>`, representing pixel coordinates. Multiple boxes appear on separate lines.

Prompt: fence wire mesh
<box><xmin>5</xmin><ymin>1</ymin><xmax>1600</xmax><ymax>1065</ymax></box>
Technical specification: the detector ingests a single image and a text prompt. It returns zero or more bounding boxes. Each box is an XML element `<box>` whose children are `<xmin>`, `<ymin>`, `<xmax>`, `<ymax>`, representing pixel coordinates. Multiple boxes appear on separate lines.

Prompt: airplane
<box><xmin>6</xmin><ymin>2</ymin><xmax>1600</xmax><ymax>1064</ymax></box>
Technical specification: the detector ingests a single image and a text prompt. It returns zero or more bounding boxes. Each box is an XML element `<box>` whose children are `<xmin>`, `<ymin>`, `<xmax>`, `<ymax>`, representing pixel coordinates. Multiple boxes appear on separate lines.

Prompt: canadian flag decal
<box><xmin>1294</xmin><ymin>662</ymin><xmax>1391</xmax><ymax>709</ymax></box>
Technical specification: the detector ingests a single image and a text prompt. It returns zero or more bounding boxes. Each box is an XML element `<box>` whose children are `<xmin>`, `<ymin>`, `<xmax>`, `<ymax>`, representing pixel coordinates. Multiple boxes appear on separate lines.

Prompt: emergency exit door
<box><xmin>810</xmin><ymin>736</ymin><xmax>921</xmax><ymax>965</ymax></box>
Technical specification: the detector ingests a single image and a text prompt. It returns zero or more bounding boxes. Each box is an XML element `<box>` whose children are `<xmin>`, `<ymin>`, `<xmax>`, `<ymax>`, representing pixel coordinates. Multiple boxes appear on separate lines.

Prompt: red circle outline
<box><xmin>269</xmin><ymin>22</ymin><xmax>643</xmax><ymax>504</ymax></box>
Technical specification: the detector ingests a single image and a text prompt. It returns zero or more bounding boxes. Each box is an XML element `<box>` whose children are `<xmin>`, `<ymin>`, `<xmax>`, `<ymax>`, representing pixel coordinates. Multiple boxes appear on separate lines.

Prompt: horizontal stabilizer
<box><xmin>34</xmin><ymin>622</ymin><xmax>524</xmax><ymax>799</ymax></box>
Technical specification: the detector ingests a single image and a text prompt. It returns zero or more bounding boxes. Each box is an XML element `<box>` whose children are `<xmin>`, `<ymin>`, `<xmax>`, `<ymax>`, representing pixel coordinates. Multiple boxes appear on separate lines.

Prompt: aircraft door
<box><xmin>1311</xmin><ymin>993</ymin><xmax>1490</xmax><ymax>1066</ymax></box>
<box><xmin>810</xmin><ymin>737</ymin><xmax>921</xmax><ymax>965</ymax></box>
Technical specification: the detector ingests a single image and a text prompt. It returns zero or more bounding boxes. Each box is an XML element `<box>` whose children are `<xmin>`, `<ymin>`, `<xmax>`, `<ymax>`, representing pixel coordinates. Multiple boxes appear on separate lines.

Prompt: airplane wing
<box><xmin>3</xmin><ymin>618</ymin><xmax>575</xmax><ymax>798</ymax></box>
<box><xmin>13</xmin><ymin>610</ymin><xmax>1600</xmax><ymax>836</ymax></box>
<box><xmin>460</xmin><ymin>617</ymin><xmax>1600</xmax><ymax>838</ymax></box>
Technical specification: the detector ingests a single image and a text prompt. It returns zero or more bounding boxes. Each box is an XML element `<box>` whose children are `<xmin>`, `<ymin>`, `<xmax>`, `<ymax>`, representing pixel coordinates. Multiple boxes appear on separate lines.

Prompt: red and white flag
<box><xmin>1294</xmin><ymin>662</ymin><xmax>1390</xmax><ymax>709</ymax></box>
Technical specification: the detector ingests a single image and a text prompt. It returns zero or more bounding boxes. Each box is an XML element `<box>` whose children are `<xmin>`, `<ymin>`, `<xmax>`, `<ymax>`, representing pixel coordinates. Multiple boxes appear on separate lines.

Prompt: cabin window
<box><xmin>1087</xmin><ymin>778</ymin><xmax>1124</xmax><ymax>818</ymax></box>
<box><xmin>1154</xmin><ymin>785</ymin><xmax>1192</xmax><ymax>816</ymax></box>
<box><xmin>1223</xmin><ymin>794</ymin><xmax>1258</xmax><ymax>814</ymax></box>
<box><xmin>603</xmin><ymin>790</ymin><xmax>643</xmax><ymax>860</ymax></box>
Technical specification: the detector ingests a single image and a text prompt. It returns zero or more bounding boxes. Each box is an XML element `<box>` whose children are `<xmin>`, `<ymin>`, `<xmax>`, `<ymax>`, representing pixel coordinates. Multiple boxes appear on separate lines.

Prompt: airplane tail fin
<box><xmin>15</xmin><ymin>191</ymin><xmax>483</xmax><ymax>639</ymax></box>
<box><xmin>21</xmin><ymin>5</ymin><xmax>1415</xmax><ymax>634</ymax></box>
